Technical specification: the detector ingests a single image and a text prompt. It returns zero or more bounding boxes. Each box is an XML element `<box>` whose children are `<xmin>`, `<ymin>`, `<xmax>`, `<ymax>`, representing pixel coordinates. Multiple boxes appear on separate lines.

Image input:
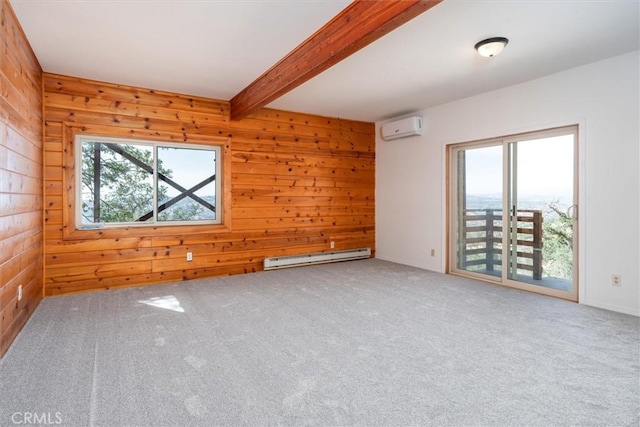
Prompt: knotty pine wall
<box><xmin>44</xmin><ymin>73</ymin><xmax>375</xmax><ymax>296</ymax></box>
<box><xmin>0</xmin><ymin>0</ymin><xmax>43</xmax><ymax>357</ymax></box>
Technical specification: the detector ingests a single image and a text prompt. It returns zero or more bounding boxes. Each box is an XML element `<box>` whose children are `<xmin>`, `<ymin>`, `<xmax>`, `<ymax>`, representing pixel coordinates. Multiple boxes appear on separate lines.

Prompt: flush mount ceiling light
<box><xmin>475</xmin><ymin>37</ymin><xmax>509</xmax><ymax>58</ymax></box>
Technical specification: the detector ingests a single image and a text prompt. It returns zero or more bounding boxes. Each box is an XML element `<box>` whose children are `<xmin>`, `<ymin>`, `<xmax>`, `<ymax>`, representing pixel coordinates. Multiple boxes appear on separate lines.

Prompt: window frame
<box><xmin>446</xmin><ymin>125</ymin><xmax>579</xmax><ymax>302</ymax></box>
<box><xmin>74</xmin><ymin>134</ymin><xmax>223</xmax><ymax>229</ymax></box>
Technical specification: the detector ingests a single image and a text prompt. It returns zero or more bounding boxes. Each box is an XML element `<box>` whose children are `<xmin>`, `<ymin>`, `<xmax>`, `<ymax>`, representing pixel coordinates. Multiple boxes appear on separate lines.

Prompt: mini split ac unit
<box><xmin>380</xmin><ymin>116</ymin><xmax>423</xmax><ymax>141</ymax></box>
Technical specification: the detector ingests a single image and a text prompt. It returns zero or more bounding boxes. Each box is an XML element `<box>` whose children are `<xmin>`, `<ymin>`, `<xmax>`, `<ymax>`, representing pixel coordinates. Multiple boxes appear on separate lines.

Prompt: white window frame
<box><xmin>75</xmin><ymin>134</ymin><xmax>222</xmax><ymax>229</ymax></box>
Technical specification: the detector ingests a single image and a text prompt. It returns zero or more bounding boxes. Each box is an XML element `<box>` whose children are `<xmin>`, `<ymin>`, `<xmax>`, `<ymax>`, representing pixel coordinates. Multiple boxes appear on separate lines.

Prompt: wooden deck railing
<box><xmin>460</xmin><ymin>209</ymin><xmax>543</xmax><ymax>280</ymax></box>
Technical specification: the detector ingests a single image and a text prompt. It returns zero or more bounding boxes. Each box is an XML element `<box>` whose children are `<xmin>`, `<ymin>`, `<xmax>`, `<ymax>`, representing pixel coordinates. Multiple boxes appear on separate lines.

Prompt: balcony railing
<box><xmin>459</xmin><ymin>209</ymin><xmax>543</xmax><ymax>280</ymax></box>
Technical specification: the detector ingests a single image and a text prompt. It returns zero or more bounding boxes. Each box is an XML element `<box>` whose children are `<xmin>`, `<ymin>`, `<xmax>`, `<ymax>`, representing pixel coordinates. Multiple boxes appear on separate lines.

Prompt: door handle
<box><xmin>567</xmin><ymin>204</ymin><xmax>578</xmax><ymax>220</ymax></box>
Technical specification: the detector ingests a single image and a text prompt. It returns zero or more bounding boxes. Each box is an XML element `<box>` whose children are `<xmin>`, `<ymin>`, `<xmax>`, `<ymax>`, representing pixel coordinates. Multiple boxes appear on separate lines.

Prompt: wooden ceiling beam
<box><xmin>230</xmin><ymin>0</ymin><xmax>443</xmax><ymax>120</ymax></box>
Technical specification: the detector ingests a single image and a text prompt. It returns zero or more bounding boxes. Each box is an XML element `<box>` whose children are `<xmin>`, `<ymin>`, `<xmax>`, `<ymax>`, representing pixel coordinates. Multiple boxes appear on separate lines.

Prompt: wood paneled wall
<box><xmin>43</xmin><ymin>73</ymin><xmax>375</xmax><ymax>296</ymax></box>
<box><xmin>0</xmin><ymin>0</ymin><xmax>43</xmax><ymax>357</ymax></box>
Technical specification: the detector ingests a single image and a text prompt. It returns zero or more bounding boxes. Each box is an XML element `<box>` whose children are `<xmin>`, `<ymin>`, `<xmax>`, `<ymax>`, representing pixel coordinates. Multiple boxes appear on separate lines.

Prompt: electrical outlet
<box><xmin>612</xmin><ymin>274</ymin><xmax>621</xmax><ymax>286</ymax></box>
<box><xmin>330</xmin><ymin>241</ymin><xmax>335</xmax><ymax>249</ymax></box>
<box><xmin>186</xmin><ymin>252</ymin><xmax>193</xmax><ymax>262</ymax></box>
<box><xmin>18</xmin><ymin>284</ymin><xmax>22</xmax><ymax>301</ymax></box>
<box><xmin>430</xmin><ymin>249</ymin><xmax>436</xmax><ymax>257</ymax></box>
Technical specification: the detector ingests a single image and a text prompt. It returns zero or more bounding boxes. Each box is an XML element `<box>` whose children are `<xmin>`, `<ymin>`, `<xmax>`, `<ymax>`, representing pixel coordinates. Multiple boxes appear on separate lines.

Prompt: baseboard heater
<box><xmin>263</xmin><ymin>248</ymin><xmax>371</xmax><ymax>271</ymax></box>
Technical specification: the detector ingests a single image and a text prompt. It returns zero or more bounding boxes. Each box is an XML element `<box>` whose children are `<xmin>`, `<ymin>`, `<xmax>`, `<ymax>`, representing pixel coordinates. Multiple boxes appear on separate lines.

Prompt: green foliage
<box><xmin>81</xmin><ymin>143</ymin><xmax>167</xmax><ymax>223</ymax></box>
<box><xmin>542</xmin><ymin>201</ymin><xmax>573</xmax><ymax>279</ymax></box>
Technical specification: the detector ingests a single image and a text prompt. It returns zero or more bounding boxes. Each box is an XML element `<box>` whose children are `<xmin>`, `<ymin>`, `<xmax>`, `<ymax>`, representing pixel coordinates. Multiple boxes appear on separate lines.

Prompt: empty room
<box><xmin>1</xmin><ymin>0</ymin><xmax>638</xmax><ymax>425</ymax></box>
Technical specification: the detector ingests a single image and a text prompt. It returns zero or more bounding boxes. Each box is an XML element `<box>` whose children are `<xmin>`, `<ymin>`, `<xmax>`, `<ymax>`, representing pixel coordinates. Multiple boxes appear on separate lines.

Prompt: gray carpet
<box><xmin>1</xmin><ymin>259</ymin><xmax>638</xmax><ymax>426</ymax></box>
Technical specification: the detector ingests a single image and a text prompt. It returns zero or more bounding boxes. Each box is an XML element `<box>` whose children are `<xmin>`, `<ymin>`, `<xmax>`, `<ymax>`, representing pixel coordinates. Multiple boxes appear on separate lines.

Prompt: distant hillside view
<box><xmin>82</xmin><ymin>195</ymin><xmax>216</xmax><ymax>224</ymax></box>
<box><xmin>157</xmin><ymin>195</ymin><xmax>216</xmax><ymax>222</ymax></box>
<box><xmin>465</xmin><ymin>194</ymin><xmax>573</xmax><ymax>212</ymax></box>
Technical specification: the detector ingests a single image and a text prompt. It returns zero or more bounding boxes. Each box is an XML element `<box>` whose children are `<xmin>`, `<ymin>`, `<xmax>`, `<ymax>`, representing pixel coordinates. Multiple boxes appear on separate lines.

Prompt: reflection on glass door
<box><xmin>450</xmin><ymin>126</ymin><xmax>578</xmax><ymax>301</ymax></box>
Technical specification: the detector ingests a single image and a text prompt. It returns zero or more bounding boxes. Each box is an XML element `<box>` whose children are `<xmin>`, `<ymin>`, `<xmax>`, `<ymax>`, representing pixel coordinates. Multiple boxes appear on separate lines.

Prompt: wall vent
<box><xmin>263</xmin><ymin>248</ymin><xmax>371</xmax><ymax>271</ymax></box>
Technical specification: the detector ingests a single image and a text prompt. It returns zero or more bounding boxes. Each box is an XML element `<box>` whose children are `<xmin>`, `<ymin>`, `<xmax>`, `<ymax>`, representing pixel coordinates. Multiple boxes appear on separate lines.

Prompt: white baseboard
<box><xmin>374</xmin><ymin>255</ymin><xmax>434</xmax><ymax>272</ymax></box>
<box><xmin>377</xmin><ymin>255</ymin><xmax>639</xmax><ymax>317</ymax></box>
<box><xmin>581</xmin><ymin>299</ymin><xmax>640</xmax><ymax>317</ymax></box>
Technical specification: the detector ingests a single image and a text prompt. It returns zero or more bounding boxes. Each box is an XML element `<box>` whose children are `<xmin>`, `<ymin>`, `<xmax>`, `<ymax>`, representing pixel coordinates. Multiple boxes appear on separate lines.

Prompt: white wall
<box><xmin>376</xmin><ymin>51</ymin><xmax>640</xmax><ymax>316</ymax></box>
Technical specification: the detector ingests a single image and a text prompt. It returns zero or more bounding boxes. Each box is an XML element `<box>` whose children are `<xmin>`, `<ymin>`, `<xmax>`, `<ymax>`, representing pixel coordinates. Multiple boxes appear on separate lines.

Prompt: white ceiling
<box><xmin>10</xmin><ymin>0</ymin><xmax>640</xmax><ymax>123</ymax></box>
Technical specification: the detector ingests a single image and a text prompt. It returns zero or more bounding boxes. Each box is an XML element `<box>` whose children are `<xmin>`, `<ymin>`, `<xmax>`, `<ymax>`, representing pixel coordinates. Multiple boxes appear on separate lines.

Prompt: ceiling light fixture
<box><xmin>475</xmin><ymin>37</ymin><xmax>509</xmax><ymax>58</ymax></box>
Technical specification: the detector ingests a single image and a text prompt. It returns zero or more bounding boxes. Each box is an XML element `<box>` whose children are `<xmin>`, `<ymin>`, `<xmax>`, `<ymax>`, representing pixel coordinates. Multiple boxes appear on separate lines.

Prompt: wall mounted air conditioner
<box><xmin>380</xmin><ymin>116</ymin><xmax>423</xmax><ymax>141</ymax></box>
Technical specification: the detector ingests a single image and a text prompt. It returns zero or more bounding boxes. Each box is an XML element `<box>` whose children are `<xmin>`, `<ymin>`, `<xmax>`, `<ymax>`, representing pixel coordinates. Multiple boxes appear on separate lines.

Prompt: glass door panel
<box><xmin>454</xmin><ymin>144</ymin><xmax>503</xmax><ymax>280</ymax></box>
<box><xmin>507</xmin><ymin>133</ymin><xmax>576</xmax><ymax>294</ymax></box>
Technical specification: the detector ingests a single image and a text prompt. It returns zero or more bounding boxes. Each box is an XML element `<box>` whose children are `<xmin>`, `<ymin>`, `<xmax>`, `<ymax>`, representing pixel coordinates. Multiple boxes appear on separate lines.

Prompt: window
<box><xmin>76</xmin><ymin>135</ymin><xmax>222</xmax><ymax>228</ymax></box>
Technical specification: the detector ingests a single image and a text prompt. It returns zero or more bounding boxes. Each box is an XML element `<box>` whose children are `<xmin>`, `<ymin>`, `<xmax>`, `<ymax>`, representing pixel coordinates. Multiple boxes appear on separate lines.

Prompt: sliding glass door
<box><xmin>449</xmin><ymin>127</ymin><xmax>578</xmax><ymax>301</ymax></box>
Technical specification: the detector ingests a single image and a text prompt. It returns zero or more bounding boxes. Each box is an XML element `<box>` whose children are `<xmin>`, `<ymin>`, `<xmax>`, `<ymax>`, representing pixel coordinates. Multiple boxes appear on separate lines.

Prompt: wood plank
<box><xmin>230</xmin><ymin>0</ymin><xmax>442</xmax><ymax>119</ymax></box>
<box><xmin>44</xmin><ymin>262</ymin><xmax>262</xmax><ymax>296</ymax></box>
<box><xmin>233</xmin><ymin>205</ymin><xmax>374</xmax><ymax>219</ymax></box>
<box><xmin>45</xmin><ymin>237</ymin><xmax>151</xmax><ymax>254</ymax></box>
<box><xmin>44</xmin><ymin>209</ymin><xmax>63</xmax><ymax>224</ymax></box>
<box><xmin>249</xmin><ymin>108</ymin><xmax>374</xmax><ymax>136</ymax></box>
<box><xmin>47</xmin><ymin>260</ymin><xmax>153</xmax><ymax>282</ymax></box>
<box><xmin>232</xmin><ymin>215</ymin><xmax>373</xmax><ymax>232</ymax></box>
<box><xmin>0</xmin><ymin>211</ymin><xmax>41</xmax><ymax>241</ymax></box>
<box><xmin>0</xmin><ymin>93</ymin><xmax>41</xmax><ymax>141</ymax></box>
<box><xmin>0</xmin><ymin>169</ymin><xmax>41</xmax><ymax>194</ymax></box>
<box><xmin>44</xmin><ymin>73</ymin><xmax>229</xmax><ymax>117</ymax></box>
<box><xmin>45</xmin><ymin>247</ymin><xmax>160</xmax><ymax>268</ymax></box>
<box><xmin>232</xmin><ymin>196</ymin><xmax>374</xmax><ymax>208</ymax></box>
<box><xmin>231</xmin><ymin>173</ymin><xmax>374</xmax><ymax>188</ymax></box>
<box><xmin>0</xmin><ymin>193</ymin><xmax>42</xmax><ymax>217</ymax></box>
<box><xmin>44</xmin><ymin>180</ymin><xmax>63</xmax><ymax>195</ymax></box>
<box><xmin>232</xmin><ymin>185</ymin><xmax>374</xmax><ymax>198</ymax></box>
<box><xmin>230</xmin><ymin>115</ymin><xmax>375</xmax><ymax>144</ymax></box>
<box><xmin>148</xmin><ymin>226</ymin><xmax>373</xmax><ymax>247</ymax></box>
<box><xmin>0</xmin><ymin>0</ymin><xmax>43</xmax><ymax>357</ymax></box>
<box><xmin>45</xmin><ymin>108</ymin><xmax>229</xmax><ymax>137</ymax></box>
<box><xmin>45</xmin><ymin>92</ymin><xmax>228</xmax><ymax>127</ymax></box>
<box><xmin>231</xmin><ymin>150</ymin><xmax>374</xmax><ymax>169</ymax></box>
<box><xmin>0</xmin><ymin>279</ymin><xmax>42</xmax><ymax>356</ymax></box>
<box><xmin>231</xmin><ymin>161</ymin><xmax>372</xmax><ymax>178</ymax></box>
<box><xmin>53</xmin><ymin>121</ymin><xmax>230</xmax><ymax>145</ymax></box>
